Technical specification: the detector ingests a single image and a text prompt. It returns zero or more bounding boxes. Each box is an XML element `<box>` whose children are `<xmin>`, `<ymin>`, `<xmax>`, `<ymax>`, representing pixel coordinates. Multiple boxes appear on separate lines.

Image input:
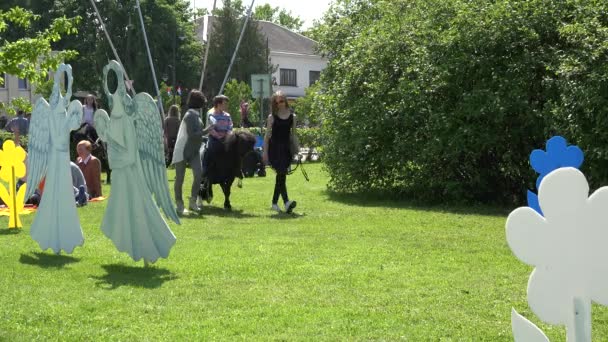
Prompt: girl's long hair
<box><xmin>168</xmin><ymin>104</ymin><xmax>181</xmax><ymax>119</ymax></box>
<box><xmin>271</xmin><ymin>91</ymin><xmax>289</xmax><ymax>115</ymax></box>
<box><xmin>85</xmin><ymin>94</ymin><xmax>97</xmax><ymax>110</ymax></box>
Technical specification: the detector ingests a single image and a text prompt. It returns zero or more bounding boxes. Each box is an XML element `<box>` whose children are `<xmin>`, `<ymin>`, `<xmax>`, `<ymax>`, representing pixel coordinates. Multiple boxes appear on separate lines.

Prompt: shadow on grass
<box><xmin>94</xmin><ymin>264</ymin><xmax>177</xmax><ymax>290</ymax></box>
<box><xmin>19</xmin><ymin>252</ymin><xmax>80</xmax><ymax>268</ymax></box>
<box><xmin>324</xmin><ymin>190</ymin><xmax>511</xmax><ymax>217</ymax></box>
<box><xmin>270</xmin><ymin>212</ymin><xmax>306</xmax><ymax>220</ymax></box>
<box><xmin>0</xmin><ymin>228</ymin><xmax>22</xmax><ymax>235</ymax></box>
<box><xmin>200</xmin><ymin>205</ymin><xmax>258</xmax><ymax>218</ymax></box>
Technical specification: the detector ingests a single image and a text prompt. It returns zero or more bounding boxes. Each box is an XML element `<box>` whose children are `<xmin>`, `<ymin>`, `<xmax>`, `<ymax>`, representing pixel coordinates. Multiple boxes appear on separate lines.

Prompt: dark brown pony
<box><xmin>199</xmin><ymin>130</ymin><xmax>256</xmax><ymax>210</ymax></box>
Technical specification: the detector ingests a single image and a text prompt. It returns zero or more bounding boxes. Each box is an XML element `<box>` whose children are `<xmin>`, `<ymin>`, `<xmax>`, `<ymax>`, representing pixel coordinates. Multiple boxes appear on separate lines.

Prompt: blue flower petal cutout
<box><xmin>530</xmin><ymin>136</ymin><xmax>584</xmax><ymax>177</ymax></box>
<box><xmin>546</xmin><ymin>136</ymin><xmax>568</xmax><ymax>155</ymax></box>
<box><xmin>527</xmin><ymin>190</ymin><xmax>543</xmax><ymax>216</ymax></box>
<box><xmin>528</xmin><ymin>136</ymin><xmax>583</xmax><ymax>216</ymax></box>
<box><xmin>530</xmin><ymin>149</ymin><xmax>556</xmax><ymax>176</ymax></box>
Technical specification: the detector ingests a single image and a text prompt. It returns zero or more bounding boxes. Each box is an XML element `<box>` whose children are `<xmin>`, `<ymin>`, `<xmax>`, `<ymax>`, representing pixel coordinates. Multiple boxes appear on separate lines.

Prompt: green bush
<box><xmin>224</xmin><ymin>79</ymin><xmax>253</xmax><ymax>126</ymax></box>
<box><xmin>293</xmin><ymin>83</ymin><xmax>323</xmax><ymax>127</ymax></box>
<box><xmin>0</xmin><ymin>131</ymin><xmax>28</xmax><ymax>150</ymax></box>
<box><xmin>546</xmin><ymin>2</ymin><xmax>608</xmax><ymax>189</ymax></box>
<box><xmin>236</xmin><ymin>126</ymin><xmax>322</xmax><ymax>151</ymax></box>
<box><xmin>159</xmin><ymin>81</ymin><xmax>182</xmax><ymax>114</ymax></box>
<box><xmin>314</xmin><ymin>0</ymin><xmax>608</xmax><ymax>204</ymax></box>
<box><xmin>296</xmin><ymin>127</ymin><xmax>322</xmax><ymax>150</ymax></box>
<box><xmin>0</xmin><ymin>97</ymin><xmax>33</xmax><ymax>116</ymax></box>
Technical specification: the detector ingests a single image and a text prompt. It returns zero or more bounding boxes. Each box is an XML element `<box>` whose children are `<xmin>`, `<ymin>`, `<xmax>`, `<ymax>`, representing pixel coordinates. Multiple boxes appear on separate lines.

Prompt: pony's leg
<box><xmin>221</xmin><ymin>180</ymin><xmax>232</xmax><ymax>210</ymax></box>
<box><xmin>98</xmin><ymin>143</ymin><xmax>112</xmax><ymax>184</ymax></box>
<box><xmin>208</xmin><ymin>183</ymin><xmax>213</xmax><ymax>203</ymax></box>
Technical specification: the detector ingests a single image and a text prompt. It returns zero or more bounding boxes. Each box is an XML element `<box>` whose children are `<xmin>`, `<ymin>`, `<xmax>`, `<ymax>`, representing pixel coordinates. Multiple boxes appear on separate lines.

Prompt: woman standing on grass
<box><xmin>172</xmin><ymin>91</ymin><xmax>206</xmax><ymax>214</ymax></box>
<box><xmin>81</xmin><ymin>94</ymin><xmax>98</xmax><ymax>142</ymax></box>
<box><xmin>263</xmin><ymin>91</ymin><xmax>297</xmax><ymax>214</ymax></box>
<box><xmin>164</xmin><ymin>104</ymin><xmax>181</xmax><ymax>166</ymax></box>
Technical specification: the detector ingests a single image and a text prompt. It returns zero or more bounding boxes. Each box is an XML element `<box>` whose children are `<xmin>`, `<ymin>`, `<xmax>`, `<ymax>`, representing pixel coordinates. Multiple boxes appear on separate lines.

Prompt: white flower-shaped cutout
<box><xmin>506</xmin><ymin>167</ymin><xmax>608</xmax><ymax>327</ymax></box>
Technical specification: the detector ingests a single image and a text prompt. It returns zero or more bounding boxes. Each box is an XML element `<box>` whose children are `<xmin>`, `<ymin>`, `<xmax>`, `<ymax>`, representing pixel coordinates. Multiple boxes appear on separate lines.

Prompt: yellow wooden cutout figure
<box><xmin>0</xmin><ymin>139</ymin><xmax>27</xmax><ymax>228</ymax></box>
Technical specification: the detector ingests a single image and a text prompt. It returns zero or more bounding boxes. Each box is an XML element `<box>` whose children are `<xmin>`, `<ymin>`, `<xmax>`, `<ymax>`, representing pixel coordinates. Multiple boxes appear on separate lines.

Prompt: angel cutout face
<box><xmin>102</xmin><ymin>61</ymin><xmax>131</xmax><ymax>119</ymax></box>
<box><xmin>48</xmin><ymin>64</ymin><xmax>73</xmax><ymax>109</ymax></box>
<box><xmin>26</xmin><ymin>63</ymin><xmax>84</xmax><ymax>254</ymax></box>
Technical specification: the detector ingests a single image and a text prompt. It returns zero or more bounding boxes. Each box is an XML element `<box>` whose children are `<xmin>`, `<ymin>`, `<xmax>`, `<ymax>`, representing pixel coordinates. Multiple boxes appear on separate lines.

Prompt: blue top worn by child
<box><xmin>202</xmin><ymin>110</ymin><xmax>233</xmax><ymax>177</ymax></box>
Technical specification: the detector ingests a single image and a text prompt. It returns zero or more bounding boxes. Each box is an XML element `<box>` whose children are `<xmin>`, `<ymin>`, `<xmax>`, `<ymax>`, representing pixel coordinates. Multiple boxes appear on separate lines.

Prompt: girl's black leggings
<box><xmin>272</xmin><ymin>173</ymin><xmax>289</xmax><ymax>204</ymax></box>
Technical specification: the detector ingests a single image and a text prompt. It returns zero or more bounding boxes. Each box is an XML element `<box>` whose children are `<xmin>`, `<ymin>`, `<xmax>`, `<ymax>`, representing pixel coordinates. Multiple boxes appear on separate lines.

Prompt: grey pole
<box><xmin>198</xmin><ymin>0</ymin><xmax>218</xmax><ymax>90</ymax></box>
<box><xmin>135</xmin><ymin>0</ymin><xmax>165</xmax><ymax>116</ymax></box>
<box><xmin>89</xmin><ymin>0</ymin><xmax>135</xmax><ymax>94</ymax></box>
<box><xmin>219</xmin><ymin>0</ymin><xmax>255</xmax><ymax>94</ymax></box>
<box><xmin>259</xmin><ymin>78</ymin><xmax>264</xmax><ymax>130</ymax></box>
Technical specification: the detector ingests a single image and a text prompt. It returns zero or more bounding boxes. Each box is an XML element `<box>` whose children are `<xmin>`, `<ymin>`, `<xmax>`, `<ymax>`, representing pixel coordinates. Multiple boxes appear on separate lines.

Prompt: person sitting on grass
<box><xmin>76</xmin><ymin>140</ymin><xmax>102</xmax><ymax>198</ymax></box>
<box><xmin>70</xmin><ymin>162</ymin><xmax>89</xmax><ymax>206</ymax></box>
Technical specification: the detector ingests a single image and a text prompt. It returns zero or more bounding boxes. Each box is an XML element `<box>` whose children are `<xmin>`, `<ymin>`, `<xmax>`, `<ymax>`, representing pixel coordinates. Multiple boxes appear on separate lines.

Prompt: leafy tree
<box><xmin>223</xmin><ymin>78</ymin><xmax>253</xmax><ymax>126</ymax></box>
<box><xmin>0</xmin><ymin>6</ymin><xmax>79</xmax><ymax>113</ymax></box>
<box><xmin>253</xmin><ymin>4</ymin><xmax>275</xmax><ymax>22</ymax></box>
<box><xmin>301</xmin><ymin>19</ymin><xmax>324</xmax><ymax>41</ymax></box>
<box><xmin>1</xmin><ymin>0</ymin><xmax>204</xmax><ymax>104</ymax></box>
<box><xmin>253</xmin><ymin>4</ymin><xmax>304</xmax><ymax>32</ymax></box>
<box><xmin>159</xmin><ymin>81</ymin><xmax>182</xmax><ymax>113</ymax></box>
<box><xmin>314</xmin><ymin>0</ymin><xmax>608</xmax><ymax>203</ymax></box>
<box><xmin>546</xmin><ymin>1</ymin><xmax>608</xmax><ymax>189</ymax></box>
<box><xmin>204</xmin><ymin>0</ymin><xmax>268</xmax><ymax>97</ymax></box>
<box><xmin>293</xmin><ymin>82</ymin><xmax>323</xmax><ymax>127</ymax></box>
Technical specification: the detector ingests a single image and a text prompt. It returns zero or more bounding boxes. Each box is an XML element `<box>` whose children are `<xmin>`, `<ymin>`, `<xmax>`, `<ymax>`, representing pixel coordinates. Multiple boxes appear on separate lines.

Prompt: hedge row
<box><xmin>312</xmin><ymin>0</ymin><xmax>608</xmax><ymax>204</ymax></box>
<box><xmin>239</xmin><ymin>127</ymin><xmax>322</xmax><ymax>152</ymax></box>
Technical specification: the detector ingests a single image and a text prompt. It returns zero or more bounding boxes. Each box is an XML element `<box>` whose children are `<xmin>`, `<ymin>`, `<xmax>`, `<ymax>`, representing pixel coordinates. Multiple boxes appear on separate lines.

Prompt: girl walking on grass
<box><xmin>263</xmin><ymin>91</ymin><xmax>297</xmax><ymax>213</ymax></box>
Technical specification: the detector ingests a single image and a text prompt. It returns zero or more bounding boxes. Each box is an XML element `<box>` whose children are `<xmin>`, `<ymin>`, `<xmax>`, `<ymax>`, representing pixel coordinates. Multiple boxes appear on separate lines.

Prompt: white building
<box><xmin>256</xmin><ymin>21</ymin><xmax>327</xmax><ymax>98</ymax></box>
<box><xmin>0</xmin><ymin>72</ymin><xmax>37</xmax><ymax>109</ymax></box>
<box><xmin>197</xmin><ymin>17</ymin><xmax>328</xmax><ymax>99</ymax></box>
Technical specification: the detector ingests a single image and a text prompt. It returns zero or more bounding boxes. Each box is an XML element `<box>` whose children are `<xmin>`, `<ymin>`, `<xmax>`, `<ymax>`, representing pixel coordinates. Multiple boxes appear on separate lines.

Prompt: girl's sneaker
<box><xmin>189</xmin><ymin>197</ymin><xmax>202</xmax><ymax>213</ymax></box>
<box><xmin>271</xmin><ymin>203</ymin><xmax>282</xmax><ymax>213</ymax></box>
<box><xmin>284</xmin><ymin>200</ymin><xmax>297</xmax><ymax>214</ymax></box>
<box><xmin>176</xmin><ymin>202</ymin><xmax>185</xmax><ymax>216</ymax></box>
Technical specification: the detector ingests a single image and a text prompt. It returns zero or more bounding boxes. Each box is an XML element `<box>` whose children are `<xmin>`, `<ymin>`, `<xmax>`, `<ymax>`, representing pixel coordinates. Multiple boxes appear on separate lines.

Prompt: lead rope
<box><xmin>286</xmin><ymin>155</ymin><xmax>310</xmax><ymax>181</ymax></box>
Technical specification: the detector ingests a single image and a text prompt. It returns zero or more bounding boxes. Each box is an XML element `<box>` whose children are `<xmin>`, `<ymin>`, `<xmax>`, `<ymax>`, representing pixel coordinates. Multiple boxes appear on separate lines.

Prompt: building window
<box><xmin>18</xmin><ymin>77</ymin><xmax>28</xmax><ymax>90</ymax></box>
<box><xmin>309</xmin><ymin>71</ymin><xmax>321</xmax><ymax>86</ymax></box>
<box><xmin>280</xmin><ymin>69</ymin><xmax>297</xmax><ymax>87</ymax></box>
<box><xmin>0</xmin><ymin>73</ymin><xmax>5</xmax><ymax>88</ymax></box>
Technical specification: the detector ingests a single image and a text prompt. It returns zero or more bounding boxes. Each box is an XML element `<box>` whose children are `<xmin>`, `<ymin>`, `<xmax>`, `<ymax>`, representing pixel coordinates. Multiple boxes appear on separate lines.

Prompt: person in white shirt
<box><xmin>79</xmin><ymin>94</ymin><xmax>99</xmax><ymax>142</ymax></box>
<box><xmin>82</xmin><ymin>94</ymin><xmax>96</xmax><ymax>126</ymax></box>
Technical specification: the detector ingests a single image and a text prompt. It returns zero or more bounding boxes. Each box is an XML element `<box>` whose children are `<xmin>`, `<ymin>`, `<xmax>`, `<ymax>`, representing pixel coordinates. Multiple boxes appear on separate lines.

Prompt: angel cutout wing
<box><xmin>66</xmin><ymin>100</ymin><xmax>83</xmax><ymax>132</ymax></box>
<box><xmin>25</xmin><ymin>97</ymin><xmax>51</xmax><ymax>201</ymax></box>
<box><xmin>132</xmin><ymin>93</ymin><xmax>180</xmax><ymax>224</ymax></box>
<box><xmin>94</xmin><ymin>109</ymin><xmax>111</xmax><ymax>142</ymax></box>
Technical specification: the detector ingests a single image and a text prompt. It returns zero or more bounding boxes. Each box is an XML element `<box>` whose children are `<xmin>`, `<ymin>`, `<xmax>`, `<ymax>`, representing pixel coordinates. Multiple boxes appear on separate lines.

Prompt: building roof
<box><xmin>197</xmin><ymin>16</ymin><xmax>321</xmax><ymax>57</ymax></box>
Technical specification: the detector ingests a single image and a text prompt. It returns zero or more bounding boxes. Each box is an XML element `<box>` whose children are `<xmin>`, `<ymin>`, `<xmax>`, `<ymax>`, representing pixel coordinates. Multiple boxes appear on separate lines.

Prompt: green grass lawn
<box><xmin>0</xmin><ymin>163</ymin><xmax>606</xmax><ymax>341</ymax></box>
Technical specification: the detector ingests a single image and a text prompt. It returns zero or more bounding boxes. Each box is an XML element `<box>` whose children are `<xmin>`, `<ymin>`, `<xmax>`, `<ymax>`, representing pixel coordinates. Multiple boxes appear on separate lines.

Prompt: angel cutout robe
<box><xmin>28</xmin><ymin>65</ymin><xmax>84</xmax><ymax>254</ymax></box>
<box><xmin>96</xmin><ymin>60</ymin><xmax>178</xmax><ymax>263</ymax></box>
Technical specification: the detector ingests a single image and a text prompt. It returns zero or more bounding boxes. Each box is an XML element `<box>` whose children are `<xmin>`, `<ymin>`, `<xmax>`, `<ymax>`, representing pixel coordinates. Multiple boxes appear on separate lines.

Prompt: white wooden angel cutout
<box><xmin>95</xmin><ymin>60</ymin><xmax>179</xmax><ymax>265</ymax></box>
<box><xmin>507</xmin><ymin>167</ymin><xmax>608</xmax><ymax>341</ymax></box>
<box><xmin>26</xmin><ymin>63</ymin><xmax>84</xmax><ymax>254</ymax></box>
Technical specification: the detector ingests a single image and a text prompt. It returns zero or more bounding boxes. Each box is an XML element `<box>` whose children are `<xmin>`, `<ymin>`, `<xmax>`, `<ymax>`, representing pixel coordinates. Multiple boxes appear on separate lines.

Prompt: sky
<box><xmin>190</xmin><ymin>0</ymin><xmax>333</xmax><ymax>29</ymax></box>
